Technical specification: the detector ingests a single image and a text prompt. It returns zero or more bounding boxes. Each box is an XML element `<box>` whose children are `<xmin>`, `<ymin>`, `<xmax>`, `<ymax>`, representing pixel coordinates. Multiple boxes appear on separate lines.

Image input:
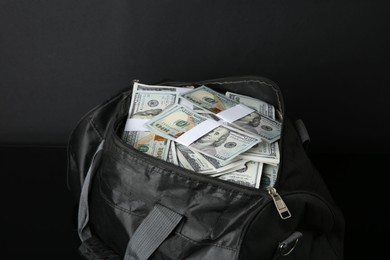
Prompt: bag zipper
<box><xmin>113</xmin><ymin>114</ymin><xmax>292</xmax><ymax>220</ymax></box>
<box><xmin>122</xmin><ymin>77</ymin><xmax>290</xmax><ymax>216</ymax></box>
<box><xmin>239</xmin><ymin>190</ymin><xmax>340</xmax><ymax>260</ymax></box>
<box><xmin>112</xmin><ymin>117</ymin><xmax>263</xmax><ymax>196</ymax></box>
<box><xmin>268</xmin><ymin>187</ymin><xmax>291</xmax><ymax>219</ymax></box>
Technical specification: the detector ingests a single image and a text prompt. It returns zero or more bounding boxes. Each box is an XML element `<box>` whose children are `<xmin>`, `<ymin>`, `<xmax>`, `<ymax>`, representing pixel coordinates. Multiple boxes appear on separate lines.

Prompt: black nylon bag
<box><xmin>67</xmin><ymin>76</ymin><xmax>345</xmax><ymax>260</ymax></box>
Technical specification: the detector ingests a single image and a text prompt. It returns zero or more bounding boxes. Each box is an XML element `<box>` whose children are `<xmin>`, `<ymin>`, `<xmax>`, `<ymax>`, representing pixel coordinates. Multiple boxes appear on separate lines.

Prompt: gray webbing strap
<box><xmin>78</xmin><ymin>141</ymin><xmax>105</xmax><ymax>242</ymax></box>
<box><xmin>124</xmin><ymin>204</ymin><xmax>183</xmax><ymax>260</ymax></box>
<box><xmin>294</xmin><ymin>119</ymin><xmax>310</xmax><ymax>151</ymax></box>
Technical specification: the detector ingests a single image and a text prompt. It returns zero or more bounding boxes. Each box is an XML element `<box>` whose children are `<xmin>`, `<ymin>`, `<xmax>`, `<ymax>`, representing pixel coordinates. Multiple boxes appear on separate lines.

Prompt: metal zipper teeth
<box><xmin>111</xmin><ymin>116</ymin><xmax>266</xmax><ymax>196</ymax></box>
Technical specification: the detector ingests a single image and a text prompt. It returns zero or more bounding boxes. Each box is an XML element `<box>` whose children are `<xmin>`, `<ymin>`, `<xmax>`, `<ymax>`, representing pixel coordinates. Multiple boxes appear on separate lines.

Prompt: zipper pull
<box><xmin>268</xmin><ymin>187</ymin><xmax>291</xmax><ymax>219</ymax></box>
<box><xmin>278</xmin><ymin>231</ymin><xmax>302</xmax><ymax>256</ymax></box>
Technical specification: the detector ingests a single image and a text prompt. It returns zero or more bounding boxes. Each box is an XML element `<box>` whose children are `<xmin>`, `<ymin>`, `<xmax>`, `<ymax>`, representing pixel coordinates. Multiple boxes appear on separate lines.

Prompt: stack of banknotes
<box><xmin>122</xmin><ymin>82</ymin><xmax>282</xmax><ymax>189</ymax></box>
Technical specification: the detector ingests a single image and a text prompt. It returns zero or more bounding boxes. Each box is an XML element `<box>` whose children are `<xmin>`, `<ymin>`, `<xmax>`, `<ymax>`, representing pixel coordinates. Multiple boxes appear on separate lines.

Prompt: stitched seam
<box><xmin>173</xmin><ymin>232</ymin><xmax>237</xmax><ymax>251</ymax></box>
<box><xmin>89</xmin><ymin>116</ymin><xmax>104</xmax><ymax>141</ymax></box>
<box><xmin>109</xmin><ymin>144</ymin><xmax>254</xmax><ymax>200</ymax></box>
<box><xmin>69</xmin><ymin>148</ymin><xmax>83</xmax><ymax>188</ymax></box>
<box><xmin>97</xmin><ymin>176</ymin><xmax>147</xmax><ymax>217</ymax></box>
<box><xmin>99</xmin><ymin>154</ymin><xmax>247</xmax><ymax>217</ymax></box>
<box><xmin>100</xmin><ymin>192</ymin><xmax>146</xmax><ymax>217</ymax></box>
<box><xmin>67</xmin><ymin>146</ymin><xmax>81</xmax><ymax>191</ymax></box>
<box><xmin>97</xmin><ymin>175</ymin><xmax>237</xmax><ymax>251</ymax></box>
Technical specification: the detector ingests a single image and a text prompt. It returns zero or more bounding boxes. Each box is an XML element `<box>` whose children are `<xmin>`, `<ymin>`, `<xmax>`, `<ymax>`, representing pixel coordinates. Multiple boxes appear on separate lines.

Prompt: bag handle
<box><xmin>78</xmin><ymin>140</ymin><xmax>182</xmax><ymax>259</ymax></box>
<box><xmin>124</xmin><ymin>204</ymin><xmax>183</xmax><ymax>260</ymax></box>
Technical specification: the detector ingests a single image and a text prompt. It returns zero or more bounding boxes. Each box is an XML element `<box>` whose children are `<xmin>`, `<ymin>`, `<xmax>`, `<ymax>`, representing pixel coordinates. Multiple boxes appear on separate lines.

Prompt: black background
<box><xmin>1</xmin><ymin>0</ymin><xmax>389</xmax><ymax>259</ymax></box>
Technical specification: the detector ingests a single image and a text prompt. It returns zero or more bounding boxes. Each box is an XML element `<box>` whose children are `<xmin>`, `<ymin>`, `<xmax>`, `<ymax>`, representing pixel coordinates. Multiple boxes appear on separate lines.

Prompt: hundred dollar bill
<box><xmin>217</xmin><ymin>161</ymin><xmax>264</xmax><ymax>189</ymax></box>
<box><xmin>176</xmin><ymin>144</ymin><xmax>215</xmax><ymax>172</ymax></box>
<box><xmin>243</xmin><ymin>141</ymin><xmax>280</xmax><ymax>157</ymax></box>
<box><xmin>198</xmin><ymin>153</ymin><xmax>248</xmax><ymax>175</ymax></box>
<box><xmin>166</xmin><ymin>141</ymin><xmax>176</xmax><ymax>165</ymax></box>
<box><xmin>260</xmin><ymin>164</ymin><xmax>278</xmax><ymax>189</ymax></box>
<box><xmin>125</xmin><ymin>131</ymin><xmax>171</xmax><ymax>161</ymax></box>
<box><xmin>175</xmin><ymin>142</ymin><xmax>248</xmax><ymax>174</ymax></box>
<box><xmin>181</xmin><ymin>85</ymin><xmax>281</xmax><ymax>143</ymax></box>
<box><xmin>181</xmin><ymin>85</ymin><xmax>237</xmax><ymax>113</ymax></box>
<box><xmin>144</xmin><ymin>104</ymin><xmax>261</xmax><ymax>161</ymax></box>
<box><xmin>133</xmin><ymin>82</ymin><xmax>194</xmax><ymax>93</ymax></box>
<box><xmin>238</xmin><ymin>141</ymin><xmax>280</xmax><ymax>165</ymax></box>
<box><xmin>122</xmin><ymin>90</ymin><xmax>179</xmax><ymax>160</ymax></box>
<box><xmin>234</xmin><ymin>113</ymin><xmax>281</xmax><ymax>143</ymax></box>
<box><xmin>167</xmin><ymin>144</ymin><xmax>174</xmax><ymax>163</ymax></box>
<box><xmin>208</xmin><ymin>163</ymin><xmax>250</xmax><ymax>177</ymax></box>
<box><xmin>238</xmin><ymin>156</ymin><xmax>278</xmax><ymax>166</ymax></box>
<box><xmin>169</xmin><ymin>141</ymin><xmax>179</xmax><ymax>166</ymax></box>
<box><xmin>192</xmin><ymin>106</ymin><xmax>220</xmax><ymax>120</ymax></box>
<box><xmin>225</xmin><ymin>91</ymin><xmax>275</xmax><ymax>120</ymax></box>
<box><xmin>125</xmin><ymin>90</ymin><xmax>179</xmax><ymax>121</ymax></box>
<box><xmin>134</xmin><ymin>82</ymin><xmax>194</xmax><ymax>108</ymax></box>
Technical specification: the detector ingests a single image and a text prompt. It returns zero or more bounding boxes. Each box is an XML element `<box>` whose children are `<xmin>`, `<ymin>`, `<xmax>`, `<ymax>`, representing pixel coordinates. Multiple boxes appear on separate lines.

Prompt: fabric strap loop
<box><xmin>124</xmin><ymin>204</ymin><xmax>183</xmax><ymax>260</ymax></box>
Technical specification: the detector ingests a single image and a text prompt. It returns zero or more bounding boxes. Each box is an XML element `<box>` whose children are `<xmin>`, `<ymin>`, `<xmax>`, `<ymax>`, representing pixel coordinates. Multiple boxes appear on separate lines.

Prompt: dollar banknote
<box><xmin>134</xmin><ymin>82</ymin><xmax>194</xmax><ymax>108</ymax></box>
<box><xmin>217</xmin><ymin>161</ymin><xmax>264</xmax><ymax>188</ymax></box>
<box><xmin>123</xmin><ymin>131</ymin><xmax>171</xmax><ymax>161</ymax></box>
<box><xmin>176</xmin><ymin>144</ymin><xmax>215</xmax><ymax>172</ymax></box>
<box><xmin>133</xmin><ymin>82</ymin><xmax>194</xmax><ymax>93</ymax></box>
<box><xmin>121</xmin><ymin>82</ymin><xmax>280</xmax><ymax>189</ymax></box>
<box><xmin>175</xmin><ymin>143</ymin><xmax>248</xmax><ymax>174</ymax></box>
<box><xmin>122</xmin><ymin>90</ymin><xmax>179</xmax><ymax>160</ymax></box>
<box><xmin>233</xmin><ymin>115</ymin><xmax>281</xmax><ymax>143</ymax></box>
<box><xmin>260</xmin><ymin>164</ymin><xmax>278</xmax><ymax>189</ymax></box>
<box><xmin>166</xmin><ymin>140</ymin><xmax>177</xmax><ymax>165</ymax></box>
<box><xmin>238</xmin><ymin>141</ymin><xmax>280</xmax><ymax>165</ymax></box>
<box><xmin>126</xmin><ymin>91</ymin><xmax>179</xmax><ymax>120</ymax></box>
<box><xmin>144</xmin><ymin>104</ymin><xmax>261</xmax><ymax>161</ymax></box>
<box><xmin>225</xmin><ymin>91</ymin><xmax>275</xmax><ymax>120</ymax></box>
<box><xmin>181</xmin><ymin>85</ymin><xmax>237</xmax><ymax>113</ymax></box>
<box><xmin>169</xmin><ymin>141</ymin><xmax>179</xmax><ymax>166</ymax></box>
<box><xmin>197</xmin><ymin>153</ymin><xmax>248</xmax><ymax>175</ymax></box>
<box><xmin>181</xmin><ymin>85</ymin><xmax>281</xmax><ymax>143</ymax></box>
<box><xmin>208</xmin><ymin>163</ymin><xmax>249</xmax><ymax>178</ymax></box>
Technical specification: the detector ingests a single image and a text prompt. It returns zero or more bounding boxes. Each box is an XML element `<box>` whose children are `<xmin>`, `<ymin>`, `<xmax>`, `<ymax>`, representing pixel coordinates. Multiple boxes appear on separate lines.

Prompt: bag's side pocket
<box><xmin>239</xmin><ymin>192</ymin><xmax>343</xmax><ymax>260</ymax></box>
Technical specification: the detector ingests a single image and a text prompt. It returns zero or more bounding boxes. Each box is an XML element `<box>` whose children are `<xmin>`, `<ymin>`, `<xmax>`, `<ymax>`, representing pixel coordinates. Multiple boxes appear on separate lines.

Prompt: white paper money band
<box><xmin>176</xmin><ymin>119</ymin><xmax>221</xmax><ymax>147</ymax></box>
<box><xmin>216</xmin><ymin>104</ymin><xmax>255</xmax><ymax>123</ymax></box>
<box><xmin>178</xmin><ymin>98</ymin><xmax>193</xmax><ymax>109</ymax></box>
<box><xmin>124</xmin><ymin>118</ymin><xmax>150</xmax><ymax>131</ymax></box>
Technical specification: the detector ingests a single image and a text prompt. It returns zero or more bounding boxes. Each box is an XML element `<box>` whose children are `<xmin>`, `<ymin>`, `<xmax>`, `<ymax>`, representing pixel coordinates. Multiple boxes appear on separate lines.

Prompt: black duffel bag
<box><xmin>67</xmin><ymin>75</ymin><xmax>345</xmax><ymax>259</ymax></box>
